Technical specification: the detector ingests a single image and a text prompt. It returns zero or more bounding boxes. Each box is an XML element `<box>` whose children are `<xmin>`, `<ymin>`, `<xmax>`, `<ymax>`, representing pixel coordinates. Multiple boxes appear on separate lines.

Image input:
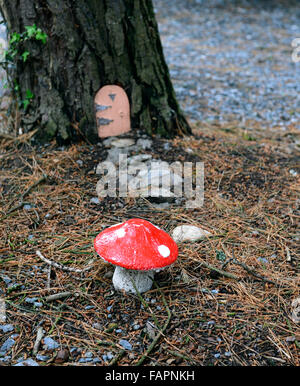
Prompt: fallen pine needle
<box><xmin>135</xmin><ymin>282</ymin><xmax>172</xmax><ymax>366</ymax></box>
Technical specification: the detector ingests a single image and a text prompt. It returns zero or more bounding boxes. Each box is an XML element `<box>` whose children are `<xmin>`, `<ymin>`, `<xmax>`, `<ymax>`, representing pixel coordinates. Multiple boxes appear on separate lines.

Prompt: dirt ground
<box><xmin>0</xmin><ymin>122</ymin><xmax>299</xmax><ymax>366</ymax></box>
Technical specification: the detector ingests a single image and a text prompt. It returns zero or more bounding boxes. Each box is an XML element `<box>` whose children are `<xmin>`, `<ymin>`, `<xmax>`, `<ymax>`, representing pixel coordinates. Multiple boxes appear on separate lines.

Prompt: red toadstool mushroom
<box><xmin>94</xmin><ymin>218</ymin><xmax>178</xmax><ymax>294</ymax></box>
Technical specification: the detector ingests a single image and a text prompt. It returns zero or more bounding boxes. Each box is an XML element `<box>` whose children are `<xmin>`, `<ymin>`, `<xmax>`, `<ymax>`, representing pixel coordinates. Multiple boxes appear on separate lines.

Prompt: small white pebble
<box><xmin>289</xmin><ymin>169</ymin><xmax>298</xmax><ymax>177</ymax></box>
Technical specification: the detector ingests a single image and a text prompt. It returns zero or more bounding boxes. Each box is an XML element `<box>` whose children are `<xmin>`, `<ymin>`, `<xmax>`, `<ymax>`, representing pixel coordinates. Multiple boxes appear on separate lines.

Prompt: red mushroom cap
<box><xmin>94</xmin><ymin>218</ymin><xmax>178</xmax><ymax>270</ymax></box>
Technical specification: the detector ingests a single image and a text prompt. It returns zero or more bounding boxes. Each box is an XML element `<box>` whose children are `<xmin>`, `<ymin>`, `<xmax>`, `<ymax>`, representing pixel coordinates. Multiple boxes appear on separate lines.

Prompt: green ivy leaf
<box><xmin>25</xmin><ymin>89</ymin><xmax>34</xmax><ymax>100</ymax></box>
<box><xmin>35</xmin><ymin>29</ymin><xmax>47</xmax><ymax>44</ymax></box>
<box><xmin>22</xmin><ymin>99</ymin><xmax>30</xmax><ymax>110</ymax></box>
<box><xmin>21</xmin><ymin>51</ymin><xmax>30</xmax><ymax>62</ymax></box>
<box><xmin>10</xmin><ymin>32</ymin><xmax>21</xmax><ymax>44</ymax></box>
<box><xmin>14</xmin><ymin>82</ymin><xmax>20</xmax><ymax>92</ymax></box>
<box><xmin>25</xmin><ymin>24</ymin><xmax>37</xmax><ymax>38</ymax></box>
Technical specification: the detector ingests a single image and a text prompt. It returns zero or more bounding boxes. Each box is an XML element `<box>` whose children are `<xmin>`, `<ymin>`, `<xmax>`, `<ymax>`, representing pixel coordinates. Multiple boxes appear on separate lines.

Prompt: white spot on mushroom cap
<box><xmin>115</xmin><ymin>227</ymin><xmax>126</xmax><ymax>238</ymax></box>
<box><xmin>158</xmin><ymin>245</ymin><xmax>170</xmax><ymax>258</ymax></box>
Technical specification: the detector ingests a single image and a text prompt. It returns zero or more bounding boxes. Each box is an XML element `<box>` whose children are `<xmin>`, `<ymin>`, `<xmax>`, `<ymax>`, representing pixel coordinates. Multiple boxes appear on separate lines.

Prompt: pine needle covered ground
<box><xmin>0</xmin><ymin>124</ymin><xmax>299</xmax><ymax>366</ymax></box>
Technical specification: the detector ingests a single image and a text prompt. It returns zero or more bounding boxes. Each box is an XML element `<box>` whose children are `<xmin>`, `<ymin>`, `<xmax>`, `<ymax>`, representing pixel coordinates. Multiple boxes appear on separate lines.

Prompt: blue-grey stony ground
<box><xmin>153</xmin><ymin>0</ymin><xmax>300</xmax><ymax>131</ymax></box>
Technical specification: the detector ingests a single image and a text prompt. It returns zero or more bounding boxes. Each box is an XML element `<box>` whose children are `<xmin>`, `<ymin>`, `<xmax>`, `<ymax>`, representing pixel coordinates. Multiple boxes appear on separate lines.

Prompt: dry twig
<box><xmin>36</xmin><ymin>250</ymin><xmax>93</xmax><ymax>274</ymax></box>
<box><xmin>32</xmin><ymin>326</ymin><xmax>44</xmax><ymax>355</ymax></box>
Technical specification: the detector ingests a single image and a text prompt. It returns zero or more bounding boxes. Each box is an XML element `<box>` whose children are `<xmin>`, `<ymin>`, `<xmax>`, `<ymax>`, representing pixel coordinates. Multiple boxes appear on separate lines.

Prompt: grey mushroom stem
<box><xmin>112</xmin><ymin>266</ymin><xmax>154</xmax><ymax>294</ymax></box>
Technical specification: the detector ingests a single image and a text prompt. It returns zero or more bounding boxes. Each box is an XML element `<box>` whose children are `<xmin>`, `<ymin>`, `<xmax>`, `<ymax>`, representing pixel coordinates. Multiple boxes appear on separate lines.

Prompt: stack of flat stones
<box><xmin>95</xmin><ymin>135</ymin><xmax>183</xmax><ymax>208</ymax></box>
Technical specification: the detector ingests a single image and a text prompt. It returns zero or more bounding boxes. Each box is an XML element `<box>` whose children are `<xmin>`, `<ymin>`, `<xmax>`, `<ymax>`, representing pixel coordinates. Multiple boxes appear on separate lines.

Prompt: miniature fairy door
<box><xmin>94</xmin><ymin>85</ymin><xmax>131</xmax><ymax>138</ymax></box>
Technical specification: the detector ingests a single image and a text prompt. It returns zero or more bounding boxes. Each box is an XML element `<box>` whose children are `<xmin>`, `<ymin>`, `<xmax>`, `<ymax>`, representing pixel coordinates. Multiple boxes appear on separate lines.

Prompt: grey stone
<box><xmin>257</xmin><ymin>257</ymin><xmax>268</xmax><ymax>264</ymax></box>
<box><xmin>1</xmin><ymin>276</ymin><xmax>11</xmax><ymax>285</ymax></box>
<box><xmin>102</xmin><ymin>136</ymin><xmax>117</xmax><ymax>147</ymax></box>
<box><xmin>90</xmin><ymin>197</ymin><xmax>100</xmax><ymax>204</ymax></box>
<box><xmin>149</xmin><ymin>202</ymin><xmax>170</xmax><ymax>209</ymax></box>
<box><xmin>0</xmin><ymin>355</ymin><xmax>11</xmax><ymax>363</ymax></box>
<box><xmin>78</xmin><ymin>357</ymin><xmax>93</xmax><ymax>363</ymax></box>
<box><xmin>127</xmin><ymin>154</ymin><xmax>152</xmax><ymax>165</ymax></box>
<box><xmin>127</xmin><ymin>162</ymin><xmax>182</xmax><ymax>199</ymax></box>
<box><xmin>104</xmin><ymin>147</ymin><xmax>129</xmax><ymax>165</ymax></box>
<box><xmin>92</xmin><ymin>322</ymin><xmax>102</xmax><ymax>330</ymax></box>
<box><xmin>136</xmin><ymin>138</ymin><xmax>152</xmax><ymax>150</ymax></box>
<box><xmin>0</xmin><ymin>337</ymin><xmax>15</xmax><ymax>355</ymax></box>
<box><xmin>0</xmin><ymin>324</ymin><xmax>14</xmax><ymax>333</ymax></box>
<box><xmin>43</xmin><ymin>336</ymin><xmax>60</xmax><ymax>350</ymax></box>
<box><xmin>110</xmin><ymin>138</ymin><xmax>135</xmax><ymax>148</ymax></box>
<box><xmin>172</xmin><ymin>225</ymin><xmax>212</xmax><ymax>243</ymax></box>
<box><xmin>25</xmin><ymin>297</ymin><xmax>39</xmax><ymax>304</ymax></box>
<box><xmin>102</xmin><ymin>352</ymin><xmax>114</xmax><ymax>362</ymax></box>
<box><xmin>36</xmin><ymin>354</ymin><xmax>50</xmax><ymax>361</ymax></box>
<box><xmin>163</xmin><ymin>142</ymin><xmax>171</xmax><ymax>150</ymax></box>
<box><xmin>14</xmin><ymin>358</ymin><xmax>39</xmax><ymax>366</ymax></box>
<box><xmin>119</xmin><ymin>339</ymin><xmax>132</xmax><ymax>350</ymax></box>
<box><xmin>33</xmin><ymin>302</ymin><xmax>43</xmax><ymax>308</ymax></box>
<box><xmin>84</xmin><ymin>305</ymin><xmax>95</xmax><ymax>310</ymax></box>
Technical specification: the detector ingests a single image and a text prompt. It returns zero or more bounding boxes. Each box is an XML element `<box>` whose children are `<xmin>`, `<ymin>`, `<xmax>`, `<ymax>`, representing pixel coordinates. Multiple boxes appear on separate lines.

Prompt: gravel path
<box><xmin>153</xmin><ymin>0</ymin><xmax>300</xmax><ymax>131</ymax></box>
<box><xmin>1</xmin><ymin>1</ymin><xmax>300</xmax><ymax>132</ymax></box>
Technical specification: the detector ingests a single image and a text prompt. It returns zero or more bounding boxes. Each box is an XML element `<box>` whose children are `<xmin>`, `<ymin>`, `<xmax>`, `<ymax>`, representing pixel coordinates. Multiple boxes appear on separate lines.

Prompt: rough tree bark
<box><xmin>0</xmin><ymin>0</ymin><xmax>191</xmax><ymax>143</ymax></box>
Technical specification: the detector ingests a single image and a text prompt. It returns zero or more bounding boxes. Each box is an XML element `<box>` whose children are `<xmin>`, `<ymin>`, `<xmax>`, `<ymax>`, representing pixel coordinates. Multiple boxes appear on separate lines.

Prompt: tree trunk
<box><xmin>0</xmin><ymin>0</ymin><xmax>191</xmax><ymax>143</ymax></box>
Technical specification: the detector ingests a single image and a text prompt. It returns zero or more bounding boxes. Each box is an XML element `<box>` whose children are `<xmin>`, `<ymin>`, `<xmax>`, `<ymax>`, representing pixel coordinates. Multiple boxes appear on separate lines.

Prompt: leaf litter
<box><xmin>0</xmin><ymin>121</ymin><xmax>299</xmax><ymax>366</ymax></box>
